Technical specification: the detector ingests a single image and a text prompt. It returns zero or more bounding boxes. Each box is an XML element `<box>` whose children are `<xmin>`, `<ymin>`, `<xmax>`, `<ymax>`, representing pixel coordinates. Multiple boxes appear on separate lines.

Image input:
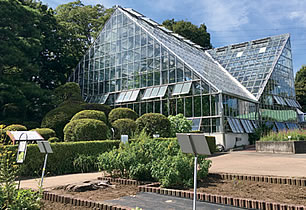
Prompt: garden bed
<box><xmin>256</xmin><ymin>140</ymin><xmax>306</xmax><ymax>153</ymax></box>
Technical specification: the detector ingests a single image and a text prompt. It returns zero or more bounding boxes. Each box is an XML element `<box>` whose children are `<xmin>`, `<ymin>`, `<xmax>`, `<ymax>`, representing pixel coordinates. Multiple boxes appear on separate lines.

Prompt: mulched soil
<box><xmin>194</xmin><ymin>174</ymin><xmax>306</xmax><ymax>206</ymax></box>
<box><xmin>42</xmin><ymin>175</ymin><xmax>306</xmax><ymax>209</ymax></box>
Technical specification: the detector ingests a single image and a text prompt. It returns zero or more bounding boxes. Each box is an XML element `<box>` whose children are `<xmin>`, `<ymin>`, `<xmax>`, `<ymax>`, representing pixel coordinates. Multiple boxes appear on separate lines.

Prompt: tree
<box><xmin>162</xmin><ymin>19</ymin><xmax>212</xmax><ymax>49</ymax></box>
<box><xmin>295</xmin><ymin>65</ymin><xmax>306</xmax><ymax>112</ymax></box>
<box><xmin>55</xmin><ymin>1</ymin><xmax>113</xmax><ymax>73</ymax></box>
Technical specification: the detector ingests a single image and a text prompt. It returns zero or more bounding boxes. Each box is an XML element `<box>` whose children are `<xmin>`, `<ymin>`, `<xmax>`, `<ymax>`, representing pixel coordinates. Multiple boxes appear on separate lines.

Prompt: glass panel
<box><xmin>116</xmin><ymin>92</ymin><xmax>126</xmax><ymax>103</ymax></box>
<box><xmin>172</xmin><ymin>83</ymin><xmax>183</xmax><ymax>95</ymax></box>
<box><xmin>185</xmin><ymin>97</ymin><xmax>192</xmax><ymax>117</ymax></box>
<box><xmin>240</xmin><ymin>119</ymin><xmax>251</xmax><ymax>133</ymax></box>
<box><xmin>228</xmin><ymin>118</ymin><xmax>238</xmax><ymax>133</ymax></box>
<box><xmin>191</xmin><ymin>118</ymin><xmax>201</xmax><ymax>131</ymax></box>
<box><xmin>129</xmin><ymin>89</ymin><xmax>140</xmax><ymax>102</ymax></box>
<box><xmin>142</xmin><ymin>87</ymin><xmax>153</xmax><ymax>99</ymax></box>
<box><xmin>157</xmin><ymin>86</ymin><xmax>167</xmax><ymax>97</ymax></box>
<box><xmin>150</xmin><ymin>87</ymin><xmax>160</xmax><ymax>98</ymax></box>
<box><xmin>181</xmin><ymin>82</ymin><xmax>192</xmax><ymax>94</ymax></box>
<box><xmin>123</xmin><ymin>91</ymin><xmax>132</xmax><ymax>102</ymax></box>
<box><xmin>194</xmin><ymin>96</ymin><xmax>201</xmax><ymax>117</ymax></box>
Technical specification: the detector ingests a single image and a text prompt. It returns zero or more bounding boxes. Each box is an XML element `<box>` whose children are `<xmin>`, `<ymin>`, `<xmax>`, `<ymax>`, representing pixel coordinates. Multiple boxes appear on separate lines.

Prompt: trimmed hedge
<box><xmin>112</xmin><ymin>118</ymin><xmax>137</xmax><ymax>139</ymax></box>
<box><xmin>64</xmin><ymin>119</ymin><xmax>110</xmax><ymax>141</ymax></box>
<box><xmin>136</xmin><ymin>113</ymin><xmax>171</xmax><ymax>137</ymax></box>
<box><xmin>30</xmin><ymin>128</ymin><xmax>56</xmax><ymax>140</ymax></box>
<box><xmin>71</xmin><ymin>110</ymin><xmax>107</xmax><ymax>124</ymax></box>
<box><xmin>5</xmin><ymin>140</ymin><xmax>120</xmax><ymax>176</ymax></box>
<box><xmin>109</xmin><ymin>108</ymin><xmax>138</xmax><ymax>124</ymax></box>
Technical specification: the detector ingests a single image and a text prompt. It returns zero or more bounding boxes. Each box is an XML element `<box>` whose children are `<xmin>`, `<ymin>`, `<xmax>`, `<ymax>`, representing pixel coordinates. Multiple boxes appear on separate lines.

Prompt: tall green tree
<box><xmin>55</xmin><ymin>1</ymin><xmax>113</xmax><ymax>70</ymax></box>
<box><xmin>295</xmin><ymin>65</ymin><xmax>306</xmax><ymax>112</ymax></box>
<box><xmin>162</xmin><ymin>19</ymin><xmax>212</xmax><ymax>49</ymax></box>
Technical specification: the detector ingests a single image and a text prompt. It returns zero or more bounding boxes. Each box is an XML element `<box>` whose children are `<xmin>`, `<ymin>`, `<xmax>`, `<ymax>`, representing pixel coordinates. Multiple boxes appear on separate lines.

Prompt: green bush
<box><xmin>64</xmin><ymin>119</ymin><xmax>110</xmax><ymax>142</ymax></box>
<box><xmin>97</xmin><ymin>138</ymin><xmax>211</xmax><ymax>188</ymax></box>
<box><xmin>109</xmin><ymin>108</ymin><xmax>138</xmax><ymax>124</ymax></box>
<box><xmin>136</xmin><ymin>113</ymin><xmax>171</xmax><ymax>137</ymax></box>
<box><xmin>22</xmin><ymin>121</ymin><xmax>41</xmax><ymax>130</ymax></box>
<box><xmin>260</xmin><ymin>129</ymin><xmax>306</xmax><ymax>141</ymax></box>
<box><xmin>54</xmin><ymin>82</ymin><xmax>83</xmax><ymax>103</ymax></box>
<box><xmin>4</xmin><ymin>140</ymin><xmax>120</xmax><ymax>176</ymax></box>
<box><xmin>112</xmin><ymin>118</ymin><xmax>137</xmax><ymax>139</ymax></box>
<box><xmin>48</xmin><ymin>137</ymin><xmax>60</xmax><ymax>142</ymax></box>
<box><xmin>30</xmin><ymin>128</ymin><xmax>56</xmax><ymax>140</ymax></box>
<box><xmin>4</xmin><ymin>124</ymin><xmax>27</xmax><ymax>132</ymax></box>
<box><xmin>73</xmin><ymin>154</ymin><xmax>98</xmax><ymax>173</ymax></box>
<box><xmin>80</xmin><ymin>103</ymin><xmax>112</xmax><ymax>116</ymax></box>
<box><xmin>41</xmin><ymin>101</ymin><xmax>83</xmax><ymax>139</ymax></box>
<box><xmin>168</xmin><ymin>114</ymin><xmax>192</xmax><ymax>137</ymax></box>
<box><xmin>71</xmin><ymin>110</ymin><xmax>107</xmax><ymax>124</ymax></box>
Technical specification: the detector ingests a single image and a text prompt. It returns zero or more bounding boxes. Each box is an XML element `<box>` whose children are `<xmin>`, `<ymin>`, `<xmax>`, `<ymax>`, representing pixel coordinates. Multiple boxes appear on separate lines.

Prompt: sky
<box><xmin>42</xmin><ymin>0</ymin><xmax>306</xmax><ymax>76</ymax></box>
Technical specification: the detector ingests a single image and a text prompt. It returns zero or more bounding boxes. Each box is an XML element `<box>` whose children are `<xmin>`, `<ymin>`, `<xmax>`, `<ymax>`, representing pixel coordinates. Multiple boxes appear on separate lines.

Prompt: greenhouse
<box><xmin>69</xmin><ymin>6</ymin><xmax>300</xmax><ymax>149</ymax></box>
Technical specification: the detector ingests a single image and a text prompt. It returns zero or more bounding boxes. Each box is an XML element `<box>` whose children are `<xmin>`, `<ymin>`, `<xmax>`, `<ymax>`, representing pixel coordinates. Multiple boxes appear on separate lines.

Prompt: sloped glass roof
<box><xmin>119</xmin><ymin>7</ymin><xmax>256</xmax><ymax>102</ymax></box>
<box><xmin>207</xmin><ymin>34</ymin><xmax>289</xmax><ymax>99</ymax></box>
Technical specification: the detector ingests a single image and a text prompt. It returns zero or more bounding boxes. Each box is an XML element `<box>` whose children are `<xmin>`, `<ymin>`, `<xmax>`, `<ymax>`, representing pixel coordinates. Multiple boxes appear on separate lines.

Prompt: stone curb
<box><xmin>97</xmin><ymin>177</ymin><xmax>151</xmax><ymax>186</ymax></box>
<box><xmin>138</xmin><ymin>183</ymin><xmax>306</xmax><ymax>210</ymax></box>
<box><xmin>214</xmin><ymin>173</ymin><xmax>306</xmax><ymax>187</ymax></box>
<box><xmin>43</xmin><ymin>191</ymin><xmax>131</xmax><ymax>210</ymax></box>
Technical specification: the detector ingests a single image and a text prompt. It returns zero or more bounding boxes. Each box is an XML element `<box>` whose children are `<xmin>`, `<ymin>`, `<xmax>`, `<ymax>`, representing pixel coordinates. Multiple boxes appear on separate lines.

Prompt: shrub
<box><xmin>48</xmin><ymin>137</ymin><xmax>60</xmax><ymax>142</ymax></box>
<box><xmin>4</xmin><ymin>124</ymin><xmax>27</xmax><ymax>132</ymax></box>
<box><xmin>112</xmin><ymin>119</ymin><xmax>137</xmax><ymax>139</ymax></box>
<box><xmin>4</xmin><ymin>140</ymin><xmax>120</xmax><ymax>176</ymax></box>
<box><xmin>54</xmin><ymin>82</ymin><xmax>83</xmax><ymax>103</ymax></box>
<box><xmin>80</xmin><ymin>103</ymin><xmax>112</xmax><ymax>116</ymax></box>
<box><xmin>31</xmin><ymin>128</ymin><xmax>56</xmax><ymax>140</ymax></box>
<box><xmin>73</xmin><ymin>154</ymin><xmax>98</xmax><ymax>173</ymax></box>
<box><xmin>136</xmin><ymin>113</ymin><xmax>171</xmax><ymax>137</ymax></box>
<box><xmin>168</xmin><ymin>114</ymin><xmax>192</xmax><ymax>137</ymax></box>
<box><xmin>97</xmin><ymin>138</ymin><xmax>211</xmax><ymax>188</ymax></box>
<box><xmin>41</xmin><ymin>101</ymin><xmax>83</xmax><ymax>139</ymax></box>
<box><xmin>71</xmin><ymin>110</ymin><xmax>107</xmax><ymax>124</ymax></box>
<box><xmin>64</xmin><ymin>119</ymin><xmax>110</xmax><ymax>142</ymax></box>
<box><xmin>23</xmin><ymin>121</ymin><xmax>41</xmax><ymax>130</ymax></box>
<box><xmin>109</xmin><ymin>108</ymin><xmax>138</xmax><ymax>124</ymax></box>
<box><xmin>260</xmin><ymin>129</ymin><xmax>306</xmax><ymax>141</ymax></box>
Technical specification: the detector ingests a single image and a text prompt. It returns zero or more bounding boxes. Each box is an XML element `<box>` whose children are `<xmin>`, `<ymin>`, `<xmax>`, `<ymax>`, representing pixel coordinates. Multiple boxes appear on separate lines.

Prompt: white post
<box><xmin>40</xmin><ymin>153</ymin><xmax>48</xmax><ymax>188</ymax></box>
<box><xmin>193</xmin><ymin>155</ymin><xmax>197</xmax><ymax>210</ymax></box>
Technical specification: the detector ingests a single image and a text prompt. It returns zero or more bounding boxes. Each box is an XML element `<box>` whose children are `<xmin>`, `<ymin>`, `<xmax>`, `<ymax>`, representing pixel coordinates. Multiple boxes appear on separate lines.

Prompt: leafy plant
<box><xmin>71</xmin><ymin>110</ymin><xmax>107</xmax><ymax>124</ymax></box>
<box><xmin>260</xmin><ymin>129</ymin><xmax>306</xmax><ymax>141</ymax></box>
<box><xmin>136</xmin><ymin>113</ymin><xmax>171</xmax><ymax>137</ymax></box>
<box><xmin>112</xmin><ymin>118</ymin><xmax>137</xmax><ymax>139</ymax></box>
<box><xmin>97</xmin><ymin>137</ymin><xmax>211</xmax><ymax>188</ymax></box>
<box><xmin>168</xmin><ymin>114</ymin><xmax>192</xmax><ymax>137</ymax></box>
<box><xmin>73</xmin><ymin>154</ymin><xmax>97</xmax><ymax>173</ymax></box>
<box><xmin>109</xmin><ymin>108</ymin><xmax>138</xmax><ymax>124</ymax></box>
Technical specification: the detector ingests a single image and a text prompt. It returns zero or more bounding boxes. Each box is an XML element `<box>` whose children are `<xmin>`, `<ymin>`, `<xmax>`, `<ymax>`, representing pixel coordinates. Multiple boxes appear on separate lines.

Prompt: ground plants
<box><xmin>97</xmin><ymin>136</ymin><xmax>211</xmax><ymax>188</ymax></box>
<box><xmin>260</xmin><ymin>129</ymin><xmax>306</xmax><ymax>141</ymax></box>
<box><xmin>73</xmin><ymin>154</ymin><xmax>98</xmax><ymax>173</ymax></box>
<box><xmin>168</xmin><ymin>114</ymin><xmax>192</xmax><ymax>137</ymax></box>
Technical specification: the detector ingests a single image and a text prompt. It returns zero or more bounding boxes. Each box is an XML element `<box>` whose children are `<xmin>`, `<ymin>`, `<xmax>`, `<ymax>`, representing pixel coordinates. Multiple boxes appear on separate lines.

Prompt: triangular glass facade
<box><xmin>207</xmin><ymin>34</ymin><xmax>289</xmax><ymax>99</ymax></box>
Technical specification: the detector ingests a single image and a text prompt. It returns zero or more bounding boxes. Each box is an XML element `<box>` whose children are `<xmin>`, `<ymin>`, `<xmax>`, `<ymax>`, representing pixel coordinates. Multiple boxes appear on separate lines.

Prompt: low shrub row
<box><xmin>5</xmin><ymin>140</ymin><xmax>120</xmax><ymax>177</ymax></box>
<box><xmin>260</xmin><ymin>129</ymin><xmax>306</xmax><ymax>141</ymax></box>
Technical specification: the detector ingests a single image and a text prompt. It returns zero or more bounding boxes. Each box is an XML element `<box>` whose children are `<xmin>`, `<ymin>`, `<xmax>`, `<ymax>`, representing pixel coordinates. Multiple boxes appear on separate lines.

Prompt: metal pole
<box><xmin>193</xmin><ymin>154</ymin><xmax>197</xmax><ymax>210</ymax></box>
<box><xmin>40</xmin><ymin>153</ymin><xmax>48</xmax><ymax>188</ymax></box>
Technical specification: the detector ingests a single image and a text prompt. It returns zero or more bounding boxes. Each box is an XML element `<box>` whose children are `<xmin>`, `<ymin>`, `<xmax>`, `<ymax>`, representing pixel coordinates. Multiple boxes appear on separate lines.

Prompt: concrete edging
<box><xmin>43</xmin><ymin>191</ymin><xmax>131</xmax><ymax>210</ymax></box>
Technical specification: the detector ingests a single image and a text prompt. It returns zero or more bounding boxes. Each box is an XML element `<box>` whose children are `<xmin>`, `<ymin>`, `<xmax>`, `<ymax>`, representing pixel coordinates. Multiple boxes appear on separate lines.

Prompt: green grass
<box><xmin>260</xmin><ymin>129</ymin><xmax>306</xmax><ymax>141</ymax></box>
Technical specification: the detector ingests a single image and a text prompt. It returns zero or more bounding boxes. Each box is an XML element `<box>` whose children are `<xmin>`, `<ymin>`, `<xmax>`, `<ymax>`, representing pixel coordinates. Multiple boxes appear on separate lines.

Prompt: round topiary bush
<box><xmin>41</xmin><ymin>101</ymin><xmax>83</xmax><ymax>139</ymax></box>
<box><xmin>80</xmin><ymin>103</ymin><xmax>112</xmax><ymax>116</ymax></box>
<box><xmin>109</xmin><ymin>108</ymin><xmax>138</xmax><ymax>124</ymax></box>
<box><xmin>48</xmin><ymin>137</ymin><xmax>60</xmax><ymax>142</ymax></box>
<box><xmin>63</xmin><ymin>119</ymin><xmax>110</xmax><ymax>142</ymax></box>
<box><xmin>112</xmin><ymin>118</ymin><xmax>137</xmax><ymax>139</ymax></box>
<box><xmin>71</xmin><ymin>110</ymin><xmax>107</xmax><ymax>124</ymax></box>
<box><xmin>31</xmin><ymin>128</ymin><xmax>56</xmax><ymax>140</ymax></box>
<box><xmin>4</xmin><ymin>124</ymin><xmax>27</xmax><ymax>132</ymax></box>
<box><xmin>136</xmin><ymin>113</ymin><xmax>171</xmax><ymax>137</ymax></box>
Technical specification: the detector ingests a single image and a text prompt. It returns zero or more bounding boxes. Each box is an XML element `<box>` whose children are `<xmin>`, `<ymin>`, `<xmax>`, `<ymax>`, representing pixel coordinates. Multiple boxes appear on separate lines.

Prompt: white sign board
<box><xmin>121</xmin><ymin>135</ymin><xmax>128</xmax><ymax>144</ymax></box>
<box><xmin>177</xmin><ymin>133</ymin><xmax>211</xmax><ymax>156</ymax></box>
<box><xmin>6</xmin><ymin>131</ymin><xmax>44</xmax><ymax>142</ymax></box>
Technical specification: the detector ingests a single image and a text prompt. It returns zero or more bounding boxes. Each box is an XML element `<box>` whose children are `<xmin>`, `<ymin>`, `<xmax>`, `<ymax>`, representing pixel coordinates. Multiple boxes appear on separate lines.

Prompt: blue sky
<box><xmin>42</xmin><ymin>0</ymin><xmax>306</xmax><ymax>76</ymax></box>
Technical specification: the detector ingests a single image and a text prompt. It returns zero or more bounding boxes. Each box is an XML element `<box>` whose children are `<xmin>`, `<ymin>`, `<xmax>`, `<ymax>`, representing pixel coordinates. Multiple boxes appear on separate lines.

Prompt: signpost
<box><xmin>6</xmin><ymin>131</ymin><xmax>53</xmax><ymax>188</ymax></box>
<box><xmin>176</xmin><ymin>133</ymin><xmax>211</xmax><ymax>210</ymax></box>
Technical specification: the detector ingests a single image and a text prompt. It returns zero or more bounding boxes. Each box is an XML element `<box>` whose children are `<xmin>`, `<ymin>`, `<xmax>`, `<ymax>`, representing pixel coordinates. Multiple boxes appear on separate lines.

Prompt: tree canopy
<box><xmin>295</xmin><ymin>65</ymin><xmax>306</xmax><ymax>112</ymax></box>
<box><xmin>162</xmin><ymin>19</ymin><xmax>212</xmax><ymax>49</ymax></box>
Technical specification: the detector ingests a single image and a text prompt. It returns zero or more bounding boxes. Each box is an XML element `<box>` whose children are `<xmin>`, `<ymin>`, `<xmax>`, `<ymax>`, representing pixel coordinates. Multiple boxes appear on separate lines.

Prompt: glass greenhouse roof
<box><xmin>119</xmin><ymin>7</ymin><xmax>257</xmax><ymax>102</ymax></box>
<box><xmin>207</xmin><ymin>34</ymin><xmax>290</xmax><ymax>99</ymax></box>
